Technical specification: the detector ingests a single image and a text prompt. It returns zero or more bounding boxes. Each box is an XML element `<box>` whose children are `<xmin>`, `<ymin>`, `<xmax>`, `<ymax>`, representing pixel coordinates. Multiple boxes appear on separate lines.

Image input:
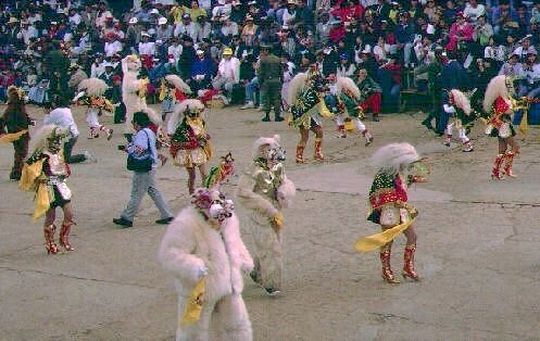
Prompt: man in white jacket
<box><xmin>212</xmin><ymin>47</ymin><xmax>240</xmax><ymax>103</ymax></box>
<box><xmin>237</xmin><ymin>135</ymin><xmax>296</xmax><ymax>296</ymax></box>
<box><xmin>158</xmin><ymin>188</ymin><xmax>254</xmax><ymax>341</ymax></box>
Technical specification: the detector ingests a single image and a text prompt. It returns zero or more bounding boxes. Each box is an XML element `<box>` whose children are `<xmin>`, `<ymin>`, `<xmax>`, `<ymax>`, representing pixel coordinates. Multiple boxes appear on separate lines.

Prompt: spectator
<box><xmin>212</xmin><ymin>47</ymin><xmax>240</xmax><ymax>103</ymax></box>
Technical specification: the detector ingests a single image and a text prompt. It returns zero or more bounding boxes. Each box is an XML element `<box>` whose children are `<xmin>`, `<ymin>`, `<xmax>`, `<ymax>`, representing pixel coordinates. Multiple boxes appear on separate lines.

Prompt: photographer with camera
<box><xmin>113</xmin><ymin>111</ymin><xmax>174</xmax><ymax>228</ymax></box>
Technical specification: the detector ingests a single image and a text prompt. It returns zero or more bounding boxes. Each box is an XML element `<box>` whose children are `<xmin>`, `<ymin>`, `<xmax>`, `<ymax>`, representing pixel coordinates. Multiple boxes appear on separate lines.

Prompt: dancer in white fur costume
<box><xmin>442</xmin><ymin>89</ymin><xmax>474</xmax><ymax>152</ymax></box>
<box><xmin>122</xmin><ymin>55</ymin><xmax>151</xmax><ymax>137</ymax></box>
<box><xmin>158</xmin><ymin>187</ymin><xmax>254</xmax><ymax>341</ymax></box>
<box><xmin>333</xmin><ymin>76</ymin><xmax>374</xmax><ymax>145</ymax></box>
<box><xmin>237</xmin><ymin>135</ymin><xmax>296</xmax><ymax>296</ymax></box>
<box><xmin>73</xmin><ymin>78</ymin><xmax>114</xmax><ymax>140</ymax></box>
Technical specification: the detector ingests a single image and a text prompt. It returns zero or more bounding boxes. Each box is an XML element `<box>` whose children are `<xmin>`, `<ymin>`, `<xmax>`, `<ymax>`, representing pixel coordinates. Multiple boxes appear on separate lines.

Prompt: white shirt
<box><xmin>138</xmin><ymin>41</ymin><xmax>156</xmax><ymax>55</ymax></box>
<box><xmin>69</xmin><ymin>13</ymin><xmax>82</xmax><ymax>27</ymax></box>
<box><xmin>44</xmin><ymin>108</ymin><xmax>80</xmax><ymax>138</ymax></box>
<box><xmin>104</xmin><ymin>40</ymin><xmax>123</xmax><ymax>57</ymax></box>
<box><xmin>168</xmin><ymin>44</ymin><xmax>183</xmax><ymax>61</ymax></box>
<box><xmin>463</xmin><ymin>3</ymin><xmax>485</xmax><ymax>22</ymax></box>
<box><xmin>217</xmin><ymin>57</ymin><xmax>240</xmax><ymax>83</ymax></box>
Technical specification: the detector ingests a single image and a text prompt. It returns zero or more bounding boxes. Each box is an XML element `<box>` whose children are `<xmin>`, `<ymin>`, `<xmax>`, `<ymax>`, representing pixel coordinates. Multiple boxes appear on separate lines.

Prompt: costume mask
<box><xmin>191</xmin><ymin>188</ymin><xmax>234</xmax><ymax>225</ymax></box>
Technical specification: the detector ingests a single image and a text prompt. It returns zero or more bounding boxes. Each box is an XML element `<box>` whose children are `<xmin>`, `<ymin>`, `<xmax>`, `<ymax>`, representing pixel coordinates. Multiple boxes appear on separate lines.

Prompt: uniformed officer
<box><xmin>259</xmin><ymin>43</ymin><xmax>284</xmax><ymax>122</ymax></box>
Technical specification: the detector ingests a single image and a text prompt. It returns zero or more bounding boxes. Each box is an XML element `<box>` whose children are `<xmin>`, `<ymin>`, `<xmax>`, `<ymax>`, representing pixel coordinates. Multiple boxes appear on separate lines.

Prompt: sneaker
<box><xmin>113</xmin><ymin>217</ymin><xmax>133</xmax><ymax>228</ymax></box>
<box><xmin>155</xmin><ymin>217</ymin><xmax>174</xmax><ymax>225</ymax></box>
<box><xmin>241</xmin><ymin>102</ymin><xmax>255</xmax><ymax>110</ymax></box>
<box><xmin>264</xmin><ymin>287</ymin><xmax>281</xmax><ymax>297</ymax></box>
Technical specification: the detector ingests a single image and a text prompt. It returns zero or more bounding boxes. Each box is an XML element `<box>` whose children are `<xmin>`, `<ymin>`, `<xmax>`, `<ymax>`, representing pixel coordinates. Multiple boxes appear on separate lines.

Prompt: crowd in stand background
<box><xmin>1</xmin><ymin>0</ymin><xmax>540</xmax><ymax>129</ymax></box>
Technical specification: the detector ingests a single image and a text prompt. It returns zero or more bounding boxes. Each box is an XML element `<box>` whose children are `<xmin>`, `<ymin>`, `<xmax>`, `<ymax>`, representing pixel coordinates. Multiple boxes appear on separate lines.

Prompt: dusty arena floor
<box><xmin>1</xmin><ymin>104</ymin><xmax>540</xmax><ymax>340</ymax></box>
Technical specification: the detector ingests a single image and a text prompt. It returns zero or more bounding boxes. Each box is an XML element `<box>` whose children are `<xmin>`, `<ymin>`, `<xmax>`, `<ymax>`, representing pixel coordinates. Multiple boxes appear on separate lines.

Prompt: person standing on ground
<box><xmin>259</xmin><ymin>43</ymin><xmax>284</xmax><ymax>122</ymax></box>
<box><xmin>0</xmin><ymin>86</ymin><xmax>32</xmax><ymax>180</ymax></box>
<box><xmin>113</xmin><ymin>111</ymin><xmax>174</xmax><ymax>228</ymax></box>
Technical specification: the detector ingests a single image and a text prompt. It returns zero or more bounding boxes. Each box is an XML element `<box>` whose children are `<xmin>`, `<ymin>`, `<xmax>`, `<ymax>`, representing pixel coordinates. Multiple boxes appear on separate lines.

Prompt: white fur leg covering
<box><xmin>277</xmin><ymin>177</ymin><xmax>296</xmax><ymax>209</ymax></box>
<box><xmin>249</xmin><ymin>218</ymin><xmax>283</xmax><ymax>291</ymax></box>
<box><xmin>209</xmin><ymin>295</ymin><xmax>252</xmax><ymax>341</ymax></box>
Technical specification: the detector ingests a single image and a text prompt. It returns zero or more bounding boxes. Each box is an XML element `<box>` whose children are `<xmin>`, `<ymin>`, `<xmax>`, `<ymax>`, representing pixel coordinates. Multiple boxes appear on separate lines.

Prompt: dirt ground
<box><xmin>1</xmin><ymin>104</ymin><xmax>540</xmax><ymax>341</ymax></box>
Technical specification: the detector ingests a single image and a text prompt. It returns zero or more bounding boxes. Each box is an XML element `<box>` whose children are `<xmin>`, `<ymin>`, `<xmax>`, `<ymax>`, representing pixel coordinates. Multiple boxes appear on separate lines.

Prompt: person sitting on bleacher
<box><xmin>356</xmin><ymin>67</ymin><xmax>382</xmax><ymax>122</ymax></box>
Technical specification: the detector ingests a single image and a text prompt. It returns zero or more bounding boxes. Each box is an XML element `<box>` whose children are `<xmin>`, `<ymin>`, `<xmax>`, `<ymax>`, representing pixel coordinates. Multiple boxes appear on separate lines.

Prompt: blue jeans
<box><xmin>245</xmin><ymin>77</ymin><xmax>259</xmax><ymax>104</ymax></box>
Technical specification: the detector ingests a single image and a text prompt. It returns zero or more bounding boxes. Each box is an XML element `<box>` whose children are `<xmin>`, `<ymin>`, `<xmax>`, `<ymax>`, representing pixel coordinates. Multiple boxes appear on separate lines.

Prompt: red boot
<box><xmin>491</xmin><ymin>154</ymin><xmax>505</xmax><ymax>180</ymax></box>
<box><xmin>44</xmin><ymin>224</ymin><xmax>59</xmax><ymax>255</ymax></box>
<box><xmin>380</xmin><ymin>247</ymin><xmax>400</xmax><ymax>284</ymax></box>
<box><xmin>314</xmin><ymin>138</ymin><xmax>324</xmax><ymax>160</ymax></box>
<box><xmin>402</xmin><ymin>244</ymin><xmax>420</xmax><ymax>281</ymax></box>
<box><xmin>59</xmin><ymin>221</ymin><xmax>75</xmax><ymax>252</ymax></box>
<box><xmin>295</xmin><ymin>144</ymin><xmax>305</xmax><ymax>163</ymax></box>
<box><xmin>502</xmin><ymin>151</ymin><xmax>517</xmax><ymax>178</ymax></box>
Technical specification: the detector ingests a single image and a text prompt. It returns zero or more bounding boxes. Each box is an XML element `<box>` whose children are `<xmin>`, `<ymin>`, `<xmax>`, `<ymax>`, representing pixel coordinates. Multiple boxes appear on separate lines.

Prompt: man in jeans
<box><xmin>113</xmin><ymin>111</ymin><xmax>174</xmax><ymax>228</ymax></box>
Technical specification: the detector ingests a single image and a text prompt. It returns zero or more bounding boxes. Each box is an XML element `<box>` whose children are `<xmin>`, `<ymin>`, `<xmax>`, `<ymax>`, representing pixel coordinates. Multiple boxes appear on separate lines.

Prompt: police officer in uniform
<box><xmin>259</xmin><ymin>43</ymin><xmax>284</xmax><ymax>122</ymax></box>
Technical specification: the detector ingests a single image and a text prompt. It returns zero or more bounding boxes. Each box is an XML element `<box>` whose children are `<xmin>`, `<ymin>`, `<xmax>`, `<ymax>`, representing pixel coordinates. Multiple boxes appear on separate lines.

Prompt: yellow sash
<box><xmin>180</xmin><ymin>278</ymin><xmax>206</xmax><ymax>326</ymax></box>
<box><xmin>354</xmin><ymin>218</ymin><xmax>416</xmax><ymax>253</ymax></box>
<box><xmin>0</xmin><ymin>129</ymin><xmax>28</xmax><ymax>143</ymax></box>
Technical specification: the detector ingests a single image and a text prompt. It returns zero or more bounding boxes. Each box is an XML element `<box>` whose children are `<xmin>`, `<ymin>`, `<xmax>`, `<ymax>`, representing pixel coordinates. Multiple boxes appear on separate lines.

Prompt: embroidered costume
<box><xmin>442</xmin><ymin>89</ymin><xmax>474</xmax><ymax>152</ymax></box>
<box><xmin>237</xmin><ymin>135</ymin><xmax>296</xmax><ymax>296</ymax></box>
<box><xmin>167</xmin><ymin>99</ymin><xmax>212</xmax><ymax>194</ymax></box>
<box><xmin>355</xmin><ymin>143</ymin><xmax>429</xmax><ymax>284</ymax></box>
<box><xmin>19</xmin><ymin>125</ymin><xmax>76</xmax><ymax>254</ymax></box>
<box><xmin>158</xmin><ymin>188</ymin><xmax>254</xmax><ymax>341</ymax></box>
<box><xmin>334</xmin><ymin>76</ymin><xmax>373</xmax><ymax>145</ymax></box>
<box><xmin>483</xmin><ymin>75</ymin><xmax>520</xmax><ymax>179</ymax></box>
<box><xmin>287</xmin><ymin>63</ymin><xmax>332</xmax><ymax>163</ymax></box>
<box><xmin>73</xmin><ymin>78</ymin><xmax>114</xmax><ymax>139</ymax></box>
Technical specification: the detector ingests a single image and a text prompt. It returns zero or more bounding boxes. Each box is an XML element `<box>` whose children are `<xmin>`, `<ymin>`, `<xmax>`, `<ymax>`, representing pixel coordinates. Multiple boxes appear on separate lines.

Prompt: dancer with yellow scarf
<box><xmin>355</xmin><ymin>143</ymin><xmax>429</xmax><ymax>284</ymax></box>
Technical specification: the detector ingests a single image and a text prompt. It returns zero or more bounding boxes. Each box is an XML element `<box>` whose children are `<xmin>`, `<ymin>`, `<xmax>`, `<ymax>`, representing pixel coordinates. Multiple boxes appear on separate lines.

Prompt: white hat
<box><xmin>129</xmin><ymin>17</ymin><xmax>138</xmax><ymax>24</ymax></box>
<box><xmin>149</xmin><ymin>8</ymin><xmax>159</xmax><ymax>14</ymax></box>
<box><xmin>141</xmin><ymin>31</ymin><xmax>150</xmax><ymax>37</ymax></box>
<box><xmin>196</xmin><ymin>49</ymin><xmax>205</xmax><ymax>55</ymax></box>
<box><xmin>158</xmin><ymin>17</ymin><xmax>167</xmax><ymax>25</ymax></box>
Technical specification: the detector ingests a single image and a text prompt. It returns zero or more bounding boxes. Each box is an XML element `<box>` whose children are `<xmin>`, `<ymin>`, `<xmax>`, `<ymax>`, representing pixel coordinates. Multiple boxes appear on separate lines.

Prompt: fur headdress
<box><xmin>252</xmin><ymin>134</ymin><xmax>281</xmax><ymax>158</ymax></box>
<box><xmin>336</xmin><ymin>76</ymin><xmax>361</xmax><ymax>99</ymax></box>
<box><xmin>122</xmin><ymin>54</ymin><xmax>141</xmax><ymax>74</ymax></box>
<box><xmin>483</xmin><ymin>75</ymin><xmax>512</xmax><ymax>113</ymax></box>
<box><xmin>7</xmin><ymin>86</ymin><xmax>24</xmax><ymax>103</ymax></box>
<box><xmin>164</xmin><ymin>74</ymin><xmax>192</xmax><ymax>94</ymax></box>
<box><xmin>167</xmin><ymin>99</ymin><xmax>205</xmax><ymax>134</ymax></box>
<box><xmin>287</xmin><ymin>72</ymin><xmax>308</xmax><ymax>105</ymax></box>
<box><xmin>449</xmin><ymin>89</ymin><xmax>471</xmax><ymax>115</ymax></box>
<box><xmin>78</xmin><ymin>78</ymin><xmax>109</xmax><ymax>97</ymax></box>
<box><xmin>30</xmin><ymin>124</ymin><xmax>69</xmax><ymax>154</ymax></box>
<box><xmin>371</xmin><ymin>143</ymin><xmax>421</xmax><ymax>175</ymax></box>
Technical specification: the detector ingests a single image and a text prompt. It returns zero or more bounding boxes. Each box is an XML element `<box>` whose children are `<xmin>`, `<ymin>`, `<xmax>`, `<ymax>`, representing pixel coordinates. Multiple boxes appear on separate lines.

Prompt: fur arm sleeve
<box><xmin>221</xmin><ymin>213</ymin><xmax>254</xmax><ymax>272</ymax></box>
<box><xmin>158</xmin><ymin>211</ymin><xmax>206</xmax><ymax>283</ymax></box>
<box><xmin>277</xmin><ymin>176</ymin><xmax>296</xmax><ymax>209</ymax></box>
<box><xmin>237</xmin><ymin>173</ymin><xmax>279</xmax><ymax>218</ymax></box>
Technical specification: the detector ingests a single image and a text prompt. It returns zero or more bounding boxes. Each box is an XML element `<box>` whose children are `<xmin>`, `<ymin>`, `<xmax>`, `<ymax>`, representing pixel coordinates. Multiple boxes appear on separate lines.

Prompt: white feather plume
<box><xmin>167</xmin><ymin>99</ymin><xmax>205</xmax><ymax>134</ymax></box>
<box><xmin>336</xmin><ymin>76</ymin><xmax>361</xmax><ymax>99</ymax></box>
<box><xmin>165</xmin><ymin>74</ymin><xmax>192</xmax><ymax>94</ymax></box>
<box><xmin>78</xmin><ymin>78</ymin><xmax>109</xmax><ymax>97</ymax></box>
<box><xmin>30</xmin><ymin>124</ymin><xmax>69</xmax><ymax>154</ymax></box>
<box><xmin>483</xmin><ymin>75</ymin><xmax>510</xmax><ymax>113</ymax></box>
<box><xmin>287</xmin><ymin>73</ymin><xmax>308</xmax><ymax>105</ymax></box>
<box><xmin>371</xmin><ymin>143</ymin><xmax>421</xmax><ymax>174</ymax></box>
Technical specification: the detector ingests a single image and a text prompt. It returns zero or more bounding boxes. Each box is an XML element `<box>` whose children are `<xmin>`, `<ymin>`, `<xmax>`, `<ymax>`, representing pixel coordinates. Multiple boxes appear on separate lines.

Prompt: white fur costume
<box><xmin>237</xmin><ymin>135</ymin><xmax>296</xmax><ymax>294</ymax></box>
<box><xmin>158</xmin><ymin>191</ymin><xmax>254</xmax><ymax>341</ymax></box>
<box><xmin>122</xmin><ymin>55</ymin><xmax>156</xmax><ymax>133</ymax></box>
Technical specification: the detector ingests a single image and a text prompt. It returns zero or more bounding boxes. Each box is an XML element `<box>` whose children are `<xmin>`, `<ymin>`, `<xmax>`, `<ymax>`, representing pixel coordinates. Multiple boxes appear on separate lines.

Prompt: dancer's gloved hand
<box><xmin>271</xmin><ymin>211</ymin><xmax>284</xmax><ymax>231</ymax></box>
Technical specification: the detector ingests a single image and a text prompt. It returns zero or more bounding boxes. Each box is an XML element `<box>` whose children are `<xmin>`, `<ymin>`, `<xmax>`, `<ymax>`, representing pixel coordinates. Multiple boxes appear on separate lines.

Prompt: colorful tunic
<box><xmin>169</xmin><ymin>118</ymin><xmax>211</xmax><ymax>167</ymax></box>
<box><xmin>485</xmin><ymin>96</ymin><xmax>515</xmax><ymax>138</ymax></box>
<box><xmin>337</xmin><ymin>92</ymin><xmax>365</xmax><ymax>119</ymax></box>
<box><xmin>367</xmin><ymin>171</ymin><xmax>416</xmax><ymax>225</ymax></box>
<box><xmin>289</xmin><ymin>70</ymin><xmax>331</xmax><ymax>128</ymax></box>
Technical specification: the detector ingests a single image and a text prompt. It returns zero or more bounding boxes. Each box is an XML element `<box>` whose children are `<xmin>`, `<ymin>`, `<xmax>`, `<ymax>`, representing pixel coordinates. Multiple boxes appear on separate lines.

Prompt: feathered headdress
<box><xmin>203</xmin><ymin>152</ymin><xmax>235</xmax><ymax>189</ymax></box>
<box><xmin>336</xmin><ymin>76</ymin><xmax>361</xmax><ymax>99</ymax></box>
<box><xmin>164</xmin><ymin>74</ymin><xmax>192</xmax><ymax>94</ymax></box>
<box><xmin>371</xmin><ymin>143</ymin><xmax>421</xmax><ymax>175</ymax></box>
<box><xmin>483</xmin><ymin>75</ymin><xmax>512</xmax><ymax>113</ymax></box>
<box><xmin>287</xmin><ymin>72</ymin><xmax>308</xmax><ymax>105</ymax></box>
<box><xmin>78</xmin><ymin>78</ymin><xmax>109</xmax><ymax>97</ymax></box>
<box><xmin>167</xmin><ymin>99</ymin><xmax>205</xmax><ymax>134</ymax></box>
<box><xmin>449</xmin><ymin>89</ymin><xmax>471</xmax><ymax>115</ymax></box>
